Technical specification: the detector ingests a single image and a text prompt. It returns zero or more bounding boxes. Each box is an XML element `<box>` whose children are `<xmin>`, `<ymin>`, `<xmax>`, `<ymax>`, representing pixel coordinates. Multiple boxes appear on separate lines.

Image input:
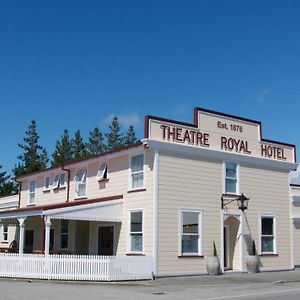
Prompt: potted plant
<box><xmin>246</xmin><ymin>240</ymin><xmax>260</xmax><ymax>273</ymax></box>
<box><xmin>206</xmin><ymin>241</ymin><xmax>221</xmax><ymax>275</ymax></box>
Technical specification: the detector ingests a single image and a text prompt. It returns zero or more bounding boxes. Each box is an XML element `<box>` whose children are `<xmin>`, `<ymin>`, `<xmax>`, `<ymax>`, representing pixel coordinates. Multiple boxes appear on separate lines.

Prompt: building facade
<box><xmin>0</xmin><ymin>107</ymin><xmax>297</xmax><ymax>278</ymax></box>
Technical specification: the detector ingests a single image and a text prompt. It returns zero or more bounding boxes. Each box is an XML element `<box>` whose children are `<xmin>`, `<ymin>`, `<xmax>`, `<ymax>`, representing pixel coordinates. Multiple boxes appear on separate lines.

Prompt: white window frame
<box><xmin>129</xmin><ymin>153</ymin><xmax>145</xmax><ymax>191</ymax></box>
<box><xmin>223</xmin><ymin>162</ymin><xmax>240</xmax><ymax>195</ymax></box>
<box><xmin>60</xmin><ymin>220</ymin><xmax>69</xmax><ymax>249</ymax></box>
<box><xmin>259</xmin><ymin>214</ymin><xmax>277</xmax><ymax>254</ymax></box>
<box><xmin>53</xmin><ymin>173</ymin><xmax>66</xmax><ymax>190</ymax></box>
<box><xmin>96</xmin><ymin>163</ymin><xmax>108</xmax><ymax>181</ymax></box>
<box><xmin>28</xmin><ymin>180</ymin><xmax>36</xmax><ymax>205</ymax></box>
<box><xmin>2</xmin><ymin>224</ymin><xmax>8</xmax><ymax>242</ymax></box>
<box><xmin>178</xmin><ymin>209</ymin><xmax>203</xmax><ymax>256</ymax></box>
<box><xmin>44</xmin><ymin>176</ymin><xmax>51</xmax><ymax>191</ymax></box>
<box><xmin>74</xmin><ymin>169</ymin><xmax>87</xmax><ymax>198</ymax></box>
<box><xmin>128</xmin><ymin>209</ymin><xmax>144</xmax><ymax>254</ymax></box>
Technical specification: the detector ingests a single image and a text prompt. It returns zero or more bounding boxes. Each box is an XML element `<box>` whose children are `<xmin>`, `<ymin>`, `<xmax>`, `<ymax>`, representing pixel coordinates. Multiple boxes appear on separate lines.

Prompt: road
<box><xmin>2</xmin><ymin>271</ymin><xmax>300</xmax><ymax>300</ymax></box>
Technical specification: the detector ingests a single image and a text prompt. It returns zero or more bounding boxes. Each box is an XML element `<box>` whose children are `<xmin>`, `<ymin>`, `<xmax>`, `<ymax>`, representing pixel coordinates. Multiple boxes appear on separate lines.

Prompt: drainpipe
<box><xmin>62</xmin><ymin>166</ymin><xmax>71</xmax><ymax>202</ymax></box>
<box><xmin>14</xmin><ymin>179</ymin><xmax>22</xmax><ymax>208</ymax></box>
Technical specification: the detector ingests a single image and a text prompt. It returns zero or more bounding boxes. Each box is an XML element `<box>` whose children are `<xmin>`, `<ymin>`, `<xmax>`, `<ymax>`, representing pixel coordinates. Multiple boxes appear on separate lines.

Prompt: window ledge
<box><xmin>127</xmin><ymin>188</ymin><xmax>146</xmax><ymax>194</ymax></box>
<box><xmin>53</xmin><ymin>186</ymin><xmax>66</xmax><ymax>191</ymax></box>
<box><xmin>259</xmin><ymin>253</ymin><xmax>278</xmax><ymax>257</ymax></box>
<box><xmin>178</xmin><ymin>255</ymin><xmax>204</xmax><ymax>258</ymax></box>
<box><xmin>1</xmin><ymin>241</ymin><xmax>8</xmax><ymax>244</ymax></box>
<box><xmin>74</xmin><ymin>196</ymin><xmax>88</xmax><ymax>200</ymax></box>
<box><xmin>27</xmin><ymin>203</ymin><xmax>36</xmax><ymax>207</ymax></box>
<box><xmin>97</xmin><ymin>178</ymin><xmax>109</xmax><ymax>183</ymax></box>
<box><xmin>43</xmin><ymin>189</ymin><xmax>51</xmax><ymax>193</ymax></box>
<box><xmin>126</xmin><ymin>253</ymin><xmax>145</xmax><ymax>256</ymax></box>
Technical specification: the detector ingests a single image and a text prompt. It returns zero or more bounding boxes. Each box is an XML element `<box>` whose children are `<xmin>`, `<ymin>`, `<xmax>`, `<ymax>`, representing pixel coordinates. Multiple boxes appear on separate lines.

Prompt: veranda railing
<box><xmin>0</xmin><ymin>253</ymin><xmax>153</xmax><ymax>281</ymax></box>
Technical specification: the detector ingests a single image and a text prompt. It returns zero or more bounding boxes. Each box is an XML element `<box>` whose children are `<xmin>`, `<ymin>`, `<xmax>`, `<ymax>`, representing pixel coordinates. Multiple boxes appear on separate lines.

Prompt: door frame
<box><xmin>97</xmin><ymin>224</ymin><xmax>115</xmax><ymax>255</ymax></box>
<box><xmin>221</xmin><ymin>211</ymin><xmax>243</xmax><ymax>272</ymax></box>
<box><xmin>223</xmin><ymin>224</ymin><xmax>230</xmax><ymax>270</ymax></box>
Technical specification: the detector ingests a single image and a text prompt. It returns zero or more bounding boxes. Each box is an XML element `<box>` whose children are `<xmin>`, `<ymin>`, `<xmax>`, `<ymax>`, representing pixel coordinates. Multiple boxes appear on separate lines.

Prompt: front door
<box><xmin>24</xmin><ymin>230</ymin><xmax>34</xmax><ymax>253</ymax></box>
<box><xmin>98</xmin><ymin>226</ymin><xmax>114</xmax><ymax>255</ymax></box>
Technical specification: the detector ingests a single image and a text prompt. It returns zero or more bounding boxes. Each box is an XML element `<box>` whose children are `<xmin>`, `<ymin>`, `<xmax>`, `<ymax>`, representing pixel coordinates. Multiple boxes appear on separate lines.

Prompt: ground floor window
<box><xmin>2</xmin><ymin>224</ymin><xmax>8</xmax><ymax>242</ymax></box>
<box><xmin>129</xmin><ymin>210</ymin><xmax>143</xmax><ymax>253</ymax></box>
<box><xmin>180</xmin><ymin>210</ymin><xmax>202</xmax><ymax>256</ymax></box>
<box><xmin>260</xmin><ymin>215</ymin><xmax>276</xmax><ymax>254</ymax></box>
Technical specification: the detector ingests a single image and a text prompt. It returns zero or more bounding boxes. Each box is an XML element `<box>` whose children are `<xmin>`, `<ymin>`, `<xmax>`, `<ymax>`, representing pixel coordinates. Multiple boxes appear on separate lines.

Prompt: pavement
<box><xmin>2</xmin><ymin>270</ymin><xmax>300</xmax><ymax>300</ymax></box>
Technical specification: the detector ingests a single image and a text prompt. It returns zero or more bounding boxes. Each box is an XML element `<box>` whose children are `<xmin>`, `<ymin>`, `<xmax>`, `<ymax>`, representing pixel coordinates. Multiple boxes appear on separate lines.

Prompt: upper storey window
<box><xmin>130</xmin><ymin>154</ymin><xmax>144</xmax><ymax>189</ymax></box>
<box><xmin>74</xmin><ymin>169</ymin><xmax>87</xmax><ymax>198</ymax></box>
<box><xmin>96</xmin><ymin>164</ymin><xmax>108</xmax><ymax>181</ymax></box>
<box><xmin>225</xmin><ymin>162</ymin><xmax>238</xmax><ymax>194</ymax></box>
<box><xmin>28</xmin><ymin>180</ymin><xmax>36</xmax><ymax>204</ymax></box>
<box><xmin>53</xmin><ymin>173</ymin><xmax>66</xmax><ymax>189</ymax></box>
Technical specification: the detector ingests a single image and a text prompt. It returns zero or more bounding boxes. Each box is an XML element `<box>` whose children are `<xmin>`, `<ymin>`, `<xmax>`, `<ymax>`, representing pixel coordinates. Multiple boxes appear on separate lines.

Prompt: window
<box><xmin>180</xmin><ymin>210</ymin><xmax>202</xmax><ymax>255</ymax></box>
<box><xmin>28</xmin><ymin>180</ymin><xmax>36</xmax><ymax>204</ymax></box>
<box><xmin>225</xmin><ymin>162</ymin><xmax>238</xmax><ymax>194</ymax></box>
<box><xmin>2</xmin><ymin>225</ymin><xmax>8</xmax><ymax>242</ymax></box>
<box><xmin>74</xmin><ymin>169</ymin><xmax>87</xmax><ymax>197</ymax></box>
<box><xmin>60</xmin><ymin>220</ymin><xmax>68</xmax><ymax>249</ymax></box>
<box><xmin>96</xmin><ymin>164</ymin><xmax>108</xmax><ymax>181</ymax></box>
<box><xmin>261</xmin><ymin>216</ymin><xmax>276</xmax><ymax>253</ymax></box>
<box><xmin>53</xmin><ymin>173</ymin><xmax>66</xmax><ymax>189</ymax></box>
<box><xmin>130</xmin><ymin>154</ymin><xmax>144</xmax><ymax>189</ymax></box>
<box><xmin>129</xmin><ymin>210</ymin><xmax>143</xmax><ymax>253</ymax></box>
<box><xmin>44</xmin><ymin>176</ymin><xmax>50</xmax><ymax>190</ymax></box>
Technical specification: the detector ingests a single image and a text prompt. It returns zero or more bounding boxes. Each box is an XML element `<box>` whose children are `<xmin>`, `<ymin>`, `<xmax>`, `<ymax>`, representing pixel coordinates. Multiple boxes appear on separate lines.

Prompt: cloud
<box><xmin>104</xmin><ymin>113</ymin><xmax>142</xmax><ymax>128</ymax></box>
<box><xmin>255</xmin><ymin>88</ymin><xmax>271</xmax><ymax>104</ymax></box>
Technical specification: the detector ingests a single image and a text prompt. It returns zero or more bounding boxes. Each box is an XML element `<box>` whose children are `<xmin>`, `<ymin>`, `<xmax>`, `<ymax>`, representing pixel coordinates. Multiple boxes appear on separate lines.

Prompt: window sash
<box><xmin>261</xmin><ymin>217</ymin><xmax>275</xmax><ymax>253</ymax></box>
<box><xmin>96</xmin><ymin>164</ymin><xmax>107</xmax><ymax>180</ymax></box>
<box><xmin>3</xmin><ymin>225</ymin><xmax>8</xmax><ymax>241</ymax></box>
<box><xmin>53</xmin><ymin>175</ymin><xmax>60</xmax><ymax>189</ymax></box>
<box><xmin>60</xmin><ymin>220</ymin><xmax>68</xmax><ymax>249</ymax></box>
<box><xmin>44</xmin><ymin>177</ymin><xmax>50</xmax><ymax>189</ymax></box>
<box><xmin>225</xmin><ymin>163</ymin><xmax>237</xmax><ymax>194</ymax></box>
<box><xmin>180</xmin><ymin>211</ymin><xmax>201</xmax><ymax>255</ymax></box>
<box><xmin>130</xmin><ymin>155</ymin><xmax>144</xmax><ymax>189</ymax></box>
<box><xmin>129</xmin><ymin>210</ymin><xmax>143</xmax><ymax>253</ymax></box>
<box><xmin>75</xmin><ymin>170</ymin><xmax>87</xmax><ymax>197</ymax></box>
<box><xmin>29</xmin><ymin>181</ymin><xmax>36</xmax><ymax>203</ymax></box>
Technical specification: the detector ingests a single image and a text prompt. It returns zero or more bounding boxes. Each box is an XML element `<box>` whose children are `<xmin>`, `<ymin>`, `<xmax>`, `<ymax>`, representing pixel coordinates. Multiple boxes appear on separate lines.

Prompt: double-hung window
<box><xmin>260</xmin><ymin>216</ymin><xmax>276</xmax><ymax>254</ymax></box>
<box><xmin>74</xmin><ymin>169</ymin><xmax>87</xmax><ymax>197</ymax></box>
<box><xmin>129</xmin><ymin>210</ymin><xmax>143</xmax><ymax>253</ymax></box>
<box><xmin>60</xmin><ymin>220</ymin><xmax>68</xmax><ymax>249</ymax></box>
<box><xmin>2</xmin><ymin>225</ymin><xmax>8</xmax><ymax>242</ymax></box>
<box><xmin>28</xmin><ymin>180</ymin><xmax>36</xmax><ymax>204</ymax></box>
<box><xmin>180</xmin><ymin>210</ymin><xmax>202</xmax><ymax>255</ymax></box>
<box><xmin>44</xmin><ymin>176</ymin><xmax>50</xmax><ymax>190</ymax></box>
<box><xmin>130</xmin><ymin>154</ymin><xmax>144</xmax><ymax>189</ymax></box>
<box><xmin>96</xmin><ymin>164</ymin><xmax>108</xmax><ymax>181</ymax></box>
<box><xmin>225</xmin><ymin>162</ymin><xmax>238</xmax><ymax>194</ymax></box>
<box><xmin>53</xmin><ymin>173</ymin><xmax>66</xmax><ymax>189</ymax></box>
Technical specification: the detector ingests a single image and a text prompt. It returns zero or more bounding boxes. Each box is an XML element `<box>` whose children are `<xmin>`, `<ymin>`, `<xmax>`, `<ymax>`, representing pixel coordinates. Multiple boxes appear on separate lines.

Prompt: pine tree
<box><xmin>51</xmin><ymin>129</ymin><xmax>73</xmax><ymax>166</ymax></box>
<box><xmin>86</xmin><ymin>127</ymin><xmax>105</xmax><ymax>155</ymax></box>
<box><xmin>105</xmin><ymin>115</ymin><xmax>124</xmax><ymax>150</ymax></box>
<box><xmin>72</xmin><ymin>130</ymin><xmax>86</xmax><ymax>160</ymax></box>
<box><xmin>13</xmin><ymin>120</ymin><xmax>48</xmax><ymax>176</ymax></box>
<box><xmin>124</xmin><ymin>124</ymin><xmax>138</xmax><ymax>146</ymax></box>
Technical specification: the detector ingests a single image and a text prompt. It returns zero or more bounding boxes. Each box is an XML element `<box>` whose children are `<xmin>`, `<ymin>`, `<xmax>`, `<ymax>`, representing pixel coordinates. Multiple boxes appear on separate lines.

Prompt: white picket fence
<box><xmin>0</xmin><ymin>253</ymin><xmax>153</xmax><ymax>281</ymax></box>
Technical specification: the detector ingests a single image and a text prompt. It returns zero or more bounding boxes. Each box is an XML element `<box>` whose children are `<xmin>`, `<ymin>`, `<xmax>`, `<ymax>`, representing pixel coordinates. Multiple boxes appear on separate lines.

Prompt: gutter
<box><xmin>62</xmin><ymin>166</ymin><xmax>71</xmax><ymax>202</ymax></box>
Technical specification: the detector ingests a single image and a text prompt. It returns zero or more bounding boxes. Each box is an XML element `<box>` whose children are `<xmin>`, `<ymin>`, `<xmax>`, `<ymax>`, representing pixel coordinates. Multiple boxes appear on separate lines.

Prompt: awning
<box><xmin>46</xmin><ymin>200</ymin><xmax>122</xmax><ymax>222</ymax></box>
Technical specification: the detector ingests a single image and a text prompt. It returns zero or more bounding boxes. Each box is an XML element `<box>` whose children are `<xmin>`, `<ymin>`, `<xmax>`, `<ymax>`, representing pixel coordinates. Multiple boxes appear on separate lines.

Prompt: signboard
<box><xmin>145</xmin><ymin>108</ymin><xmax>296</xmax><ymax>163</ymax></box>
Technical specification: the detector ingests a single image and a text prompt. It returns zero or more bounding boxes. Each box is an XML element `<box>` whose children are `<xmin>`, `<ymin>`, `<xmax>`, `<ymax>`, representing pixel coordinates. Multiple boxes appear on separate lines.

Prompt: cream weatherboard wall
<box><xmin>291</xmin><ymin>185</ymin><xmax>300</xmax><ymax>266</ymax></box>
<box><xmin>16</xmin><ymin>146</ymin><xmax>154</xmax><ymax>257</ymax></box>
<box><xmin>156</xmin><ymin>151</ymin><xmax>293</xmax><ymax>276</ymax></box>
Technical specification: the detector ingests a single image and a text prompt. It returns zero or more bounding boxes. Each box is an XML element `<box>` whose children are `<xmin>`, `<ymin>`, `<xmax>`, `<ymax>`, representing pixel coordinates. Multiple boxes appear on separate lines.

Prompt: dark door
<box><xmin>98</xmin><ymin>226</ymin><xmax>114</xmax><ymax>255</ymax></box>
<box><xmin>24</xmin><ymin>230</ymin><xmax>34</xmax><ymax>253</ymax></box>
<box><xmin>224</xmin><ymin>226</ymin><xmax>229</xmax><ymax>270</ymax></box>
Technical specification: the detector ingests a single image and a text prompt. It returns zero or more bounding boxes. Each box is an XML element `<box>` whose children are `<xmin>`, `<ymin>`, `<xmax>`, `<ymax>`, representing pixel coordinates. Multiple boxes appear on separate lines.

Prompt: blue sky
<box><xmin>0</xmin><ymin>0</ymin><xmax>300</xmax><ymax>179</ymax></box>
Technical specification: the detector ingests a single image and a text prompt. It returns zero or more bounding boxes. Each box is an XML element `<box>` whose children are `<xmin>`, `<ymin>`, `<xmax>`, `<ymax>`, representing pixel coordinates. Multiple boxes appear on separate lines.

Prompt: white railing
<box><xmin>0</xmin><ymin>253</ymin><xmax>153</xmax><ymax>281</ymax></box>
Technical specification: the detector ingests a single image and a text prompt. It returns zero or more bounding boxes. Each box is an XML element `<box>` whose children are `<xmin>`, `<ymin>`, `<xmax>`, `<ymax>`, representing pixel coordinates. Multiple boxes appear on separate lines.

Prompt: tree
<box><xmin>72</xmin><ymin>130</ymin><xmax>86</xmax><ymax>160</ymax></box>
<box><xmin>86</xmin><ymin>127</ymin><xmax>105</xmax><ymax>155</ymax></box>
<box><xmin>13</xmin><ymin>120</ymin><xmax>48</xmax><ymax>176</ymax></box>
<box><xmin>105</xmin><ymin>115</ymin><xmax>124</xmax><ymax>150</ymax></box>
<box><xmin>51</xmin><ymin>129</ymin><xmax>73</xmax><ymax>166</ymax></box>
<box><xmin>124</xmin><ymin>124</ymin><xmax>138</xmax><ymax>146</ymax></box>
<box><xmin>0</xmin><ymin>165</ymin><xmax>18</xmax><ymax>196</ymax></box>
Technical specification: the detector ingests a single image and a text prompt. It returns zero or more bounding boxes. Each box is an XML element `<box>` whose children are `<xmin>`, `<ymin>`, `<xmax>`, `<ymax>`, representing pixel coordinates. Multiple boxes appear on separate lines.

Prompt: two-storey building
<box><xmin>0</xmin><ymin>107</ymin><xmax>297</xmax><ymax>279</ymax></box>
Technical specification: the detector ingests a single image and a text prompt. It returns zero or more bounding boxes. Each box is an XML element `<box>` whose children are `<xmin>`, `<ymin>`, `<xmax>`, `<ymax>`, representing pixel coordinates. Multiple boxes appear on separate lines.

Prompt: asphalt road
<box><xmin>1</xmin><ymin>272</ymin><xmax>300</xmax><ymax>300</ymax></box>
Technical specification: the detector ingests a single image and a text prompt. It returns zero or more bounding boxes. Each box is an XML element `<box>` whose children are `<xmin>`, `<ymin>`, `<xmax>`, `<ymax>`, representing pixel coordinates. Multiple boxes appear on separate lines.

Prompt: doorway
<box><xmin>223</xmin><ymin>225</ymin><xmax>229</xmax><ymax>270</ymax></box>
<box><xmin>24</xmin><ymin>230</ymin><xmax>34</xmax><ymax>253</ymax></box>
<box><xmin>98</xmin><ymin>226</ymin><xmax>114</xmax><ymax>255</ymax></box>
